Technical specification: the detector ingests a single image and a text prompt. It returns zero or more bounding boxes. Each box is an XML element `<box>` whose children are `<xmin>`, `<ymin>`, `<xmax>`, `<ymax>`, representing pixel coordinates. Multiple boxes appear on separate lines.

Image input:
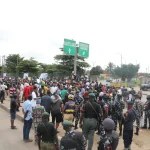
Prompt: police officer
<box><xmin>123</xmin><ymin>101</ymin><xmax>136</xmax><ymax>150</ymax></box>
<box><xmin>98</xmin><ymin>118</ymin><xmax>119</xmax><ymax>150</ymax></box>
<box><xmin>133</xmin><ymin>94</ymin><xmax>143</xmax><ymax>135</ymax></box>
<box><xmin>79</xmin><ymin>93</ymin><xmax>103</xmax><ymax>150</ymax></box>
<box><xmin>60</xmin><ymin>120</ymin><xmax>86</xmax><ymax>150</ymax></box>
<box><xmin>115</xmin><ymin>94</ymin><xmax>125</xmax><ymax>136</ymax></box>
<box><xmin>37</xmin><ymin>112</ymin><xmax>59</xmax><ymax>150</ymax></box>
<box><xmin>74</xmin><ymin>90</ymin><xmax>83</xmax><ymax>129</ymax></box>
<box><xmin>142</xmin><ymin>95</ymin><xmax>150</xmax><ymax>129</ymax></box>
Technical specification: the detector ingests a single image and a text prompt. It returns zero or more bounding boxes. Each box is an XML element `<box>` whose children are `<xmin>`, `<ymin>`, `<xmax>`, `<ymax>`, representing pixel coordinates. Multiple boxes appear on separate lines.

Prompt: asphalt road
<box><xmin>0</xmin><ymin>109</ymin><xmax>37</xmax><ymax>150</ymax></box>
<box><xmin>0</xmin><ymin>88</ymin><xmax>150</xmax><ymax>150</ymax></box>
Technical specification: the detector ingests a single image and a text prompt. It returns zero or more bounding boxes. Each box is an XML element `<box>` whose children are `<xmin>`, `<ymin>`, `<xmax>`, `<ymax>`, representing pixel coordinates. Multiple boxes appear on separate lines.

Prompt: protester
<box><xmin>41</xmin><ymin>90</ymin><xmax>52</xmax><ymax>115</ymax></box>
<box><xmin>10</xmin><ymin>94</ymin><xmax>18</xmax><ymax>129</ymax></box>
<box><xmin>22</xmin><ymin>95</ymin><xmax>33</xmax><ymax>143</ymax></box>
<box><xmin>51</xmin><ymin>94</ymin><xmax>64</xmax><ymax>130</ymax></box>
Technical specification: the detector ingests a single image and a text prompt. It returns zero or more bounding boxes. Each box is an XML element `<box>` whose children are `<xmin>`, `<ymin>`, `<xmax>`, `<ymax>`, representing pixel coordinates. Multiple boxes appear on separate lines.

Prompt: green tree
<box><xmin>106</xmin><ymin>62</ymin><xmax>115</xmax><ymax>74</ymax></box>
<box><xmin>54</xmin><ymin>53</ymin><xmax>90</xmax><ymax>75</ymax></box>
<box><xmin>17</xmin><ymin>58</ymin><xmax>39</xmax><ymax>75</ymax></box>
<box><xmin>113</xmin><ymin>64</ymin><xmax>139</xmax><ymax>81</ymax></box>
<box><xmin>90</xmin><ymin>65</ymin><xmax>103</xmax><ymax>75</ymax></box>
<box><xmin>5</xmin><ymin>54</ymin><xmax>24</xmax><ymax>73</ymax></box>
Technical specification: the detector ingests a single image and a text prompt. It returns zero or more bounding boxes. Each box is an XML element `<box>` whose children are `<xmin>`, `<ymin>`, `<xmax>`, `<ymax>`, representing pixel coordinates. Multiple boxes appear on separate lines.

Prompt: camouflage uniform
<box><xmin>142</xmin><ymin>95</ymin><xmax>150</xmax><ymax>129</ymax></box>
<box><xmin>133</xmin><ymin>96</ymin><xmax>143</xmax><ymax>135</ymax></box>
<box><xmin>74</xmin><ymin>92</ymin><xmax>83</xmax><ymax>129</ymax></box>
<box><xmin>115</xmin><ymin>95</ymin><xmax>125</xmax><ymax>136</ymax></box>
<box><xmin>41</xmin><ymin>143</ymin><xmax>56</xmax><ymax>150</ymax></box>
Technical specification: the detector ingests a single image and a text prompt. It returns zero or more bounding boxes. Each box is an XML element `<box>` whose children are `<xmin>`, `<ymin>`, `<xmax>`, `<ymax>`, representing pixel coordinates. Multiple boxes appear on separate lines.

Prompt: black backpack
<box><xmin>60</xmin><ymin>132</ymin><xmax>83</xmax><ymax>150</ymax></box>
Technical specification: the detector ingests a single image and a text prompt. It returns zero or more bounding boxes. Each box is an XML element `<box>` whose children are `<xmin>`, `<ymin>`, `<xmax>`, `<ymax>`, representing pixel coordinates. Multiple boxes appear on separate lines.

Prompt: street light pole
<box><xmin>116</xmin><ymin>53</ymin><xmax>122</xmax><ymax>67</ymax></box>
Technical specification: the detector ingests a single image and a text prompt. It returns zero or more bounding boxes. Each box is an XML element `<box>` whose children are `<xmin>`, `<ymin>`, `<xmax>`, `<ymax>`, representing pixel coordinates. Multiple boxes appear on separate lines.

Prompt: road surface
<box><xmin>0</xmin><ymin>109</ymin><xmax>37</xmax><ymax>150</ymax></box>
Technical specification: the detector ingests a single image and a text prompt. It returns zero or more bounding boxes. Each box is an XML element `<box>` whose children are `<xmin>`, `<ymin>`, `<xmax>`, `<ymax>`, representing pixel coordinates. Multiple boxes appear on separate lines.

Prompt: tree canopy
<box><xmin>106</xmin><ymin>62</ymin><xmax>115</xmax><ymax>74</ymax></box>
<box><xmin>90</xmin><ymin>65</ymin><xmax>103</xmax><ymax>75</ymax></box>
<box><xmin>113</xmin><ymin>64</ymin><xmax>140</xmax><ymax>81</ymax></box>
<box><xmin>54</xmin><ymin>53</ymin><xmax>90</xmax><ymax>75</ymax></box>
<box><xmin>2</xmin><ymin>52</ymin><xmax>90</xmax><ymax>77</ymax></box>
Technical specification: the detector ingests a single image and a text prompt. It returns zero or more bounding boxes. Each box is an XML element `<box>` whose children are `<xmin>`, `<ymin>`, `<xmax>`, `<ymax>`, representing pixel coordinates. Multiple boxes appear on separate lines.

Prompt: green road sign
<box><xmin>78</xmin><ymin>42</ymin><xmax>89</xmax><ymax>58</ymax></box>
<box><xmin>64</xmin><ymin>39</ymin><xmax>76</xmax><ymax>56</ymax></box>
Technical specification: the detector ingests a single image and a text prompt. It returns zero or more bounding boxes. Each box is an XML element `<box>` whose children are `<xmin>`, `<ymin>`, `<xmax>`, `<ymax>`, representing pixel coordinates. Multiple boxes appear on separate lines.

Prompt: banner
<box><xmin>3</xmin><ymin>73</ymin><xmax>6</xmax><ymax>78</ymax></box>
<box><xmin>40</xmin><ymin>73</ymin><xmax>48</xmax><ymax>79</ymax></box>
<box><xmin>23</xmin><ymin>73</ymin><xmax>29</xmax><ymax>79</ymax></box>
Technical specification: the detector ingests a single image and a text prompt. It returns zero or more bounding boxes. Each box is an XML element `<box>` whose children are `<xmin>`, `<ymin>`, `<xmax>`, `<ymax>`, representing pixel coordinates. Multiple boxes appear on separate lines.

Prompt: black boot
<box><xmin>134</xmin><ymin>127</ymin><xmax>139</xmax><ymax>135</ymax></box>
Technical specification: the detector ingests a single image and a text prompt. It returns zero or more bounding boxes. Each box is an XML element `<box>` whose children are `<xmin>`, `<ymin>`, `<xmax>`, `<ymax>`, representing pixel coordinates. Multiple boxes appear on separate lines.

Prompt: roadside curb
<box><xmin>0</xmin><ymin>103</ymin><xmax>24</xmax><ymax>123</ymax></box>
<box><xmin>0</xmin><ymin>103</ymin><xmax>62</xmax><ymax>140</ymax></box>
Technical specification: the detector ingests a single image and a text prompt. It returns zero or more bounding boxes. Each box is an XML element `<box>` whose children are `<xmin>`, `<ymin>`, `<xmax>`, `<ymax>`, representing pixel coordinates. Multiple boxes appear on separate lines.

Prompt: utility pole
<box><xmin>74</xmin><ymin>46</ymin><xmax>78</xmax><ymax>75</ymax></box>
<box><xmin>92</xmin><ymin>61</ymin><xmax>96</xmax><ymax>67</ymax></box>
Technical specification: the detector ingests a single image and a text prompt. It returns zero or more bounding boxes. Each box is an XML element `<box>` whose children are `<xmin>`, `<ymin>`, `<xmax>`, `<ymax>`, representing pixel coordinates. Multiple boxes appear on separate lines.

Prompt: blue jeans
<box><xmin>23</xmin><ymin>119</ymin><xmax>32</xmax><ymax>140</ymax></box>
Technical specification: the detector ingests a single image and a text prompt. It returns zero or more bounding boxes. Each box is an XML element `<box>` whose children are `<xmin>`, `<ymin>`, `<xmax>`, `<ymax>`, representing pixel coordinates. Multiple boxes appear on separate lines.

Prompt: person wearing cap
<box><xmin>60</xmin><ymin>120</ymin><xmax>86</xmax><ymax>150</ymax></box>
<box><xmin>122</xmin><ymin>101</ymin><xmax>136</xmax><ymax>150</ymax></box>
<box><xmin>142</xmin><ymin>95</ymin><xmax>150</xmax><ymax>129</ymax></box>
<box><xmin>37</xmin><ymin>112</ymin><xmax>59</xmax><ymax>150</ymax></box>
<box><xmin>80</xmin><ymin>93</ymin><xmax>103</xmax><ymax>150</ymax></box>
<box><xmin>133</xmin><ymin>93</ymin><xmax>143</xmax><ymax>135</ymax></box>
<box><xmin>98</xmin><ymin>118</ymin><xmax>119</xmax><ymax>150</ymax></box>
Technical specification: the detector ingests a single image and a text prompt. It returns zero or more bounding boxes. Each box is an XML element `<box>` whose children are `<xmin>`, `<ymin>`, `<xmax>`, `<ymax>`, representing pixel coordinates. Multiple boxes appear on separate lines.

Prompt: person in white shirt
<box><xmin>22</xmin><ymin>95</ymin><xmax>33</xmax><ymax>142</ymax></box>
<box><xmin>20</xmin><ymin>83</ymin><xmax>24</xmax><ymax>102</ymax></box>
<box><xmin>0</xmin><ymin>83</ymin><xmax>7</xmax><ymax>103</ymax></box>
<box><xmin>31</xmin><ymin>86</ymin><xmax>38</xmax><ymax>108</ymax></box>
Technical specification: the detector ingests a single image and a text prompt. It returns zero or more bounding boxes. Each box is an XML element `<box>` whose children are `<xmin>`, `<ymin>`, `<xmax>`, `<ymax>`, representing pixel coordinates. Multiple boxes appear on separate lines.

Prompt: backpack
<box><xmin>60</xmin><ymin>132</ymin><xmax>83</xmax><ymax>150</ymax></box>
<box><xmin>98</xmin><ymin>131</ymin><xmax>113</xmax><ymax>150</ymax></box>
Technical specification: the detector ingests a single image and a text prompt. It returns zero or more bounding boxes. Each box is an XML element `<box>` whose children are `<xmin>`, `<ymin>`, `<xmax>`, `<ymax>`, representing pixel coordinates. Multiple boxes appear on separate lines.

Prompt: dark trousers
<box><xmin>123</xmin><ymin>130</ymin><xmax>133</xmax><ymax>148</ymax></box>
<box><xmin>23</xmin><ymin>119</ymin><xmax>32</xmax><ymax>140</ymax></box>
<box><xmin>0</xmin><ymin>90</ymin><xmax>4</xmax><ymax>103</ymax></box>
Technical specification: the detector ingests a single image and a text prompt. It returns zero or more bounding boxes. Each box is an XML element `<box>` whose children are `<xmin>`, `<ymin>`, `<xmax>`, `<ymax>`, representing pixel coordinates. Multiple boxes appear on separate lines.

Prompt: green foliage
<box><xmin>113</xmin><ymin>64</ymin><xmax>140</xmax><ymax>81</ymax></box>
<box><xmin>54</xmin><ymin>54</ymin><xmax>90</xmax><ymax>75</ymax></box>
<box><xmin>17</xmin><ymin>58</ymin><xmax>39</xmax><ymax>74</ymax></box>
<box><xmin>5</xmin><ymin>54</ymin><xmax>24</xmax><ymax>73</ymax></box>
<box><xmin>90</xmin><ymin>65</ymin><xmax>103</xmax><ymax>75</ymax></box>
<box><xmin>106</xmin><ymin>62</ymin><xmax>115</xmax><ymax>74</ymax></box>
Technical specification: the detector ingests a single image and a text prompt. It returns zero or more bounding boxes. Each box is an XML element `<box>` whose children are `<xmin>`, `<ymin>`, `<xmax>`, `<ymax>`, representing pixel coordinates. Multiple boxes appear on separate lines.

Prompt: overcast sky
<box><xmin>0</xmin><ymin>0</ymin><xmax>150</xmax><ymax>72</ymax></box>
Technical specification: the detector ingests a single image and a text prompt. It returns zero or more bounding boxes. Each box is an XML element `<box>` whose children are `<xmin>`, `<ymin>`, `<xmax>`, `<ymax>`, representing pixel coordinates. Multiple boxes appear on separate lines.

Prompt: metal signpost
<box><xmin>63</xmin><ymin>39</ymin><xmax>89</xmax><ymax>75</ymax></box>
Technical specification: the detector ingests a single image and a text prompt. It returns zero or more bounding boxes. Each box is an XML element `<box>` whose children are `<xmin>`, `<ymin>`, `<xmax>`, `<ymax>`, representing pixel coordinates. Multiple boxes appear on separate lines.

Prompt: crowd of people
<box><xmin>0</xmin><ymin>76</ymin><xmax>150</xmax><ymax>150</ymax></box>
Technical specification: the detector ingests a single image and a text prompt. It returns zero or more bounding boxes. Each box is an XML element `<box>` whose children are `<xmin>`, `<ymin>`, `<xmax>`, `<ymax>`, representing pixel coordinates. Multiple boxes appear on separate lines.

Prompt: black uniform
<box><xmin>123</xmin><ymin>108</ymin><xmax>136</xmax><ymax>149</ymax></box>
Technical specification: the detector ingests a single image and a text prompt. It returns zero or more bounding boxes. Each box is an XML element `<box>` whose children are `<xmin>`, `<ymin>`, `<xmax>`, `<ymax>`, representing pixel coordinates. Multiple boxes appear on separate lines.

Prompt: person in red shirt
<box><xmin>29</xmin><ymin>83</ymin><xmax>34</xmax><ymax>94</ymax></box>
<box><xmin>24</xmin><ymin>84</ymin><xmax>30</xmax><ymax>100</ymax></box>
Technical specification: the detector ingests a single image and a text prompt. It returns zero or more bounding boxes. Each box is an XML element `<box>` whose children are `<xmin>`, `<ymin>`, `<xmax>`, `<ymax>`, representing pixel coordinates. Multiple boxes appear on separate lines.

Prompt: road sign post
<box><xmin>63</xmin><ymin>39</ymin><xmax>89</xmax><ymax>75</ymax></box>
<box><xmin>74</xmin><ymin>47</ymin><xmax>78</xmax><ymax>75</ymax></box>
<box><xmin>78</xmin><ymin>42</ymin><xmax>89</xmax><ymax>58</ymax></box>
<box><xmin>64</xmin><ymin>39</ymin><xmax>76</xmax><ymax>56</ymax></box>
